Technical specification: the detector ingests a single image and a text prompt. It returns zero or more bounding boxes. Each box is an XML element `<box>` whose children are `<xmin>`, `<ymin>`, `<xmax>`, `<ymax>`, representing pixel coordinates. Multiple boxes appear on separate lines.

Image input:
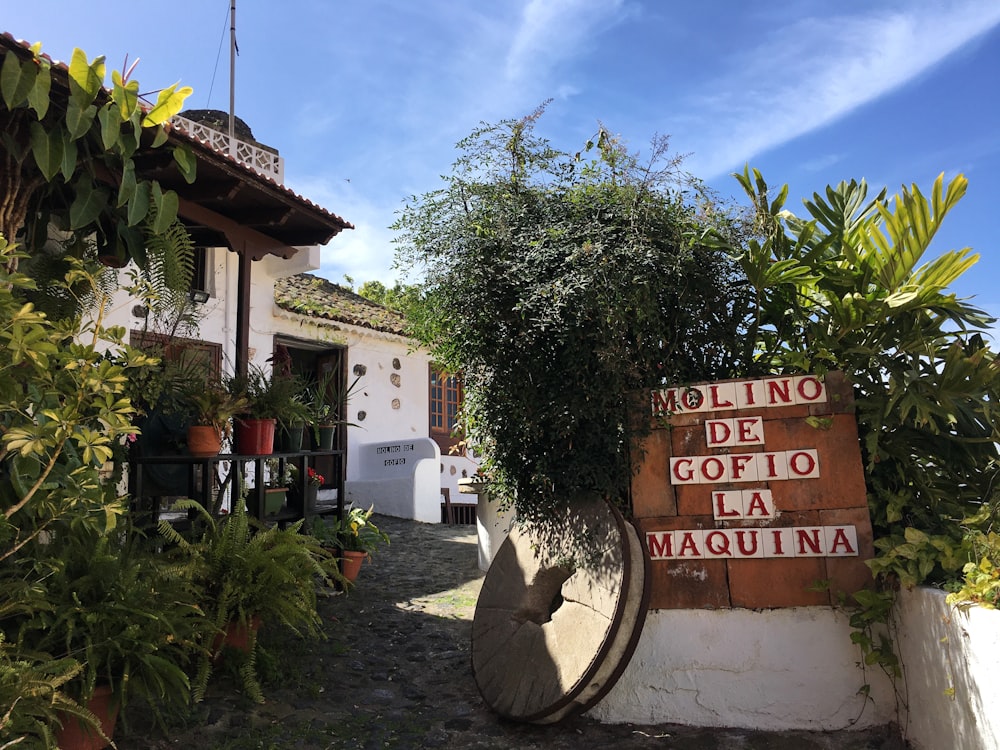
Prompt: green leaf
<box><xmin>173</xmin><ymin>145</ymin><xmax>197</xmax><ymax>184</ymax></box>
<box><xmin>26</xmin><ymin>62</ymin><xmax>51</xmax><ymax>118</ymax></box>
<box><xmin>119</xmin><ymin>222</ymin><xmax>146</xmax><ymax>266</ymax></box>
<box><xmin>29</xmin><ymin>122</ymin><xmax>63</xmax><ymax>181</ymax></box>
<box><xmin>1</xmin><ymin>53</ymin><xmax>38</xmax><ymax>110</ymax></box>
<box><xmin>67</xmin><ymin>48</ymin><xmax>105</xmax><ymax>106</ymax></box>
<box><xmin>153</xmin><ymin>188</ymin><xmax>179</xmax><ymax>234</ymax></box>
<box><xmin>98</xmin><ymin>105</ymin><xmax>119</xmax><ymax>150</ymax></box>
<box><xmin>151</xmin><ymin>124</ymin><xmax>168</xmax><ymax>148</ymax></box>
<box><xmin>65</xmin><ymin>98</ymin><xmax>97</xmax><ymax>140</ymax></box>
<box><xmin>118</xmin><ymin>160</ymin><xmax>137</xmax><ymax>208</ymax></box>
<box><xmin>1</xmin><ymin>47</ymin><xmax>24</xmax><ymax>108</ymax></box>
<box><xmin>69</xmin><ymin>179</ymin><xmax>108</xmax><ymax>229</ymax></box>
<box><xmin>143</xmin><ymin>83</ymin><xmax>193</xmax><ymax>127</ymax></box>
<box><xmin>110</xmin><ymin>69</ymin><xmax>139</xmax><ymax>120</ymax></box>
<box><xmin>59</xmin><ymin>136</ymin><xmax>78</xmax><ymax>180</ymax></box>
<box><xmin>126</xmin><ymin>181</ymin><xmax>150</xmax><ymax>226</ymax></box>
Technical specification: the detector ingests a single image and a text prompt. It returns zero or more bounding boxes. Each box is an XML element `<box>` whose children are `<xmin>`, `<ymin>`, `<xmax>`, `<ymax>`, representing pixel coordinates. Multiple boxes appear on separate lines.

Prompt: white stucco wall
<box><xmin>270</xmin><ymin>300</ymin><xmax>479</xmax><ymax>520</ymax></box>
<box><xmin>589</xmin><ymin>606</ymin><xmax>896</xmax><ymax>730</ymax></box>
<box><xmin>100</xmin><ymin>248</ymin><xmax>479</xmax><ymax>522</ymax></box>
<box><xmin>893</xmin><ymin>587</ymin><xmax>1000</xmax><ymax>750</ymax></box>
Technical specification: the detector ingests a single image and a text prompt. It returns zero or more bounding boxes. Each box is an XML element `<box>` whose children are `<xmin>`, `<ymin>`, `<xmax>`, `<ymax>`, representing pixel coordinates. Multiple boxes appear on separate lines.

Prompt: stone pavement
<box><xmin>118</xmin><ymin>515</ymin><xmax>905</xmax><ymax>749</ymax></box>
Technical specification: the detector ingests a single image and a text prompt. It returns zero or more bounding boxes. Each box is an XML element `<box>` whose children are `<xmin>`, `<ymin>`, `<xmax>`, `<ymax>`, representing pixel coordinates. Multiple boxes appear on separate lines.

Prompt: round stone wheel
<box><xmin>471</xmin><ymin>495</ymin><xmax>649</xmax><ymax>724</ymax></box>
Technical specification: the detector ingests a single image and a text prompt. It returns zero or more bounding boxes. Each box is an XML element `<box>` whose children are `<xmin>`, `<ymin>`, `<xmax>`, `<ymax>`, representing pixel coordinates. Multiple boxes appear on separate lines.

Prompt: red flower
<box><xmin>307</xmin><ymin>467</ymin><xmax>324</xmax><ymax>486</ymax></box>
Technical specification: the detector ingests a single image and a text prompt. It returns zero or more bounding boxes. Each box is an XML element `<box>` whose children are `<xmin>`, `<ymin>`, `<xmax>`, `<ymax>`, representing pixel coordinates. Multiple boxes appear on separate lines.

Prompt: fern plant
<box><xmin>141</xmin><ymin>207</ymin><xmax>197</xmax><ymax>310</ymax></box>
<box><xmin>0</xmin><ymin>633</ymin><xmax>92</xmax><ymax>750</ymax></box>
<box><xmin>158</xmin><ymin>499</ymin><xmax>335</xmax><ymax>703</ymax></box>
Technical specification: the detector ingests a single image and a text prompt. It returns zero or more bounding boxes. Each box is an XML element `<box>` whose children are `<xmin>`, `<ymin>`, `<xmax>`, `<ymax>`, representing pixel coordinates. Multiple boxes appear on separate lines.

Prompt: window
<box><xmin>429</xmin><ymin>365</ymin><xmax>463</xmax><ymax>453</ymax></box>
<box><xmin>190</xmin><ymin>246</ymin><xmax>210</xmax><ymax>297</ymax></box>
<box><xmin>130</xmin><ymin>331</ymin><xmax>222</xmax><ymax>381</ymax></box>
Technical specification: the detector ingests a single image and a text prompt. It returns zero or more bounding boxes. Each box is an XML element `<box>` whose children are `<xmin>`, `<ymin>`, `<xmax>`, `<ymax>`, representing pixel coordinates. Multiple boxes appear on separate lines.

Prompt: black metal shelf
<box><xmin>130</xmin><ymin>449</ymin><xmax>345</xmax><ymax>527</ymax></box>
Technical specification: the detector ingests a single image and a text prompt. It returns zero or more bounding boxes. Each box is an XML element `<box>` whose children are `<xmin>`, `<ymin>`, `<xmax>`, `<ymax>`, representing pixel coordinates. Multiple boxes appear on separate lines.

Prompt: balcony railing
<box><xmin>172</xmin><ymin>114</ymin><xmax>284</xmax><ymax>184</ymax></box>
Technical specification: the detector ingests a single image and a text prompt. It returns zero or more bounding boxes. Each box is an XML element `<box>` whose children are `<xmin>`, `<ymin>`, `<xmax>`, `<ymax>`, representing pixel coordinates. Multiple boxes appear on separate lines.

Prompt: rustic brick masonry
<box><xmin>633</xmin><ymin>371</ymin><xmax>875</xmax><ymax>610</ymax></box>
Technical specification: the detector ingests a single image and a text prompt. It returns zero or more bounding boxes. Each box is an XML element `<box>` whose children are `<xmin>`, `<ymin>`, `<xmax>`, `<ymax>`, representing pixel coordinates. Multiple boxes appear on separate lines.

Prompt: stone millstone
<box><xmin>471</xmin><ymin>495</ymin><xmax>649</xmax><ymax>724</ymax></box>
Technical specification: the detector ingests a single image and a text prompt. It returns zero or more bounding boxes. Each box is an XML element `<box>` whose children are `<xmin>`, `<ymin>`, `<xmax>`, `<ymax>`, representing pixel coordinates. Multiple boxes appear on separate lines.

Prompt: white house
<box><xmin>272</xmin><ymin>274</ymin><xmax>480</xmax><ymax>523</ymax></box>
<box><xmin>94</xmin><ymin>107</ymin><xmax>477</xmax><ymax>523</ymax></box>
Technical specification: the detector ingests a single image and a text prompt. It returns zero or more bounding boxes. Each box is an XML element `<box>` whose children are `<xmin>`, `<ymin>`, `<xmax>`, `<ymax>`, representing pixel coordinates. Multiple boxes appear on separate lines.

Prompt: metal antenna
<box><xmin>229</xmin><ymin>0</ymin><xmax>236</xmax><ymax>155</ymax></box>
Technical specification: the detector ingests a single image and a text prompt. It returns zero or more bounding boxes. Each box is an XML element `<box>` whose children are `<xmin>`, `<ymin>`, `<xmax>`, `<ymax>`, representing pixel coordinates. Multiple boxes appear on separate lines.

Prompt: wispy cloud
<box><xmin>288</xmin><ymin>174</ymin><xmax>404</xmax><ymax>285</ymax></box>
<box><xmin>505</xmin><ymin>0</ymin><xmax>631</xmax><ymax>84</ymax></box>
<box><xmin>685</xmin><ymin>2</ymin><xmax>1000</xmax><ymax>178</ymax></box>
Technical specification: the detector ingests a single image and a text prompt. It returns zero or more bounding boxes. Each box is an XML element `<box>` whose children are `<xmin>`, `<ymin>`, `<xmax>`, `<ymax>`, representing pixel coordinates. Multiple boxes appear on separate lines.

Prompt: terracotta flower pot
<box><xmin>56</xmin><ymin>684</ymin><xmax>119</xmax><ymax>750</ymax></box>
<box><xmin>212</xmin><ymin>616</ymin><xmax>263</xmax><ymax>656</ymax></box>
<box><xmin>187</xmin><ymin>425</ymin><xmax>222</xmax><ymax>457</ymax></box>
<box><xmin>340</xmin><ymin>549</ymin><xmax>368</xmax><ymax>582</ymax></box>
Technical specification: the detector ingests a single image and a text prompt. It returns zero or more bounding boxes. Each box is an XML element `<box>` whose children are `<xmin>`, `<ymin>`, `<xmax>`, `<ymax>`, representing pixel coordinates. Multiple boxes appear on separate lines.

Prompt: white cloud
<box><xmin>684</xmin><ymin>2</ymin><xmax>1000</xmax><ymax>178</ymax></box>
<box><xmin>801</xmin><ymin>153</ymin><xmax>845</xmax><ymax>173</ymax></box>
<box><xmin>505</xmin><ymin>0</ymin><xmax>630</xmax><ymax>84</ymax></box>
<box><xmin>286</xmin><ymin>174</ymin><xmax>403</xmax><ymax>286</ymax></box>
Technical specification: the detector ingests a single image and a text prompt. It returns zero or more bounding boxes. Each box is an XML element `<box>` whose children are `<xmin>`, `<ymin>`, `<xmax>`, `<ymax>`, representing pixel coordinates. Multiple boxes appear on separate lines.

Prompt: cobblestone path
<box><xmin>117</xmin><ymin>515</ymin><xmax>904</xmax><ymax>749</ymax></box>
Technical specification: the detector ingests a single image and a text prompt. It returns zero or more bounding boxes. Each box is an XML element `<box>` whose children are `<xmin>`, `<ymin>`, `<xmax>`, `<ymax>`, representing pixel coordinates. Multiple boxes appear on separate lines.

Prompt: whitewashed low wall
<box><xmin>894</xmin><ymin>587</ymin><xmax>999</xmax><ymax>750</ymax></box>
<box><xmin>346</xmin><ymin>438</ymin><xmax>441</xmax><ymax>523</ymax></box>
<box><xmin>589</xmin><ymin>606</ymin><xmax>895</xmax><ymax>730</ymax></box>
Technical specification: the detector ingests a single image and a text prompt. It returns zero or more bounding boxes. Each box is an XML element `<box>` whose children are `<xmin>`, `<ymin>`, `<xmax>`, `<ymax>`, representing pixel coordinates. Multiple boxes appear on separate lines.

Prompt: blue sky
<box><xmin>5</xmin><ymin>1</ymin><xmax>1000</xmax><ymax>319</ymax></box>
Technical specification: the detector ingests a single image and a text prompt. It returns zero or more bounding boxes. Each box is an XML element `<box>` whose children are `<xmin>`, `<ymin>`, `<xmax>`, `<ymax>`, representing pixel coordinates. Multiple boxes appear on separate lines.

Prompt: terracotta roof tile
<box><xmin>275</xmin><ymin>274</ymin><xmax>409</xmax><ymax>337</ymax></box>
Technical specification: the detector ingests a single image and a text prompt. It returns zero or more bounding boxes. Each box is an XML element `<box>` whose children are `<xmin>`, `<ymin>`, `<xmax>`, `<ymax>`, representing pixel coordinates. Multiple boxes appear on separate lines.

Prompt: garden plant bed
<box><xmin>115</xmin><ymin>515</ymin><xmax>904</xmax><ymax>749</ymax></box>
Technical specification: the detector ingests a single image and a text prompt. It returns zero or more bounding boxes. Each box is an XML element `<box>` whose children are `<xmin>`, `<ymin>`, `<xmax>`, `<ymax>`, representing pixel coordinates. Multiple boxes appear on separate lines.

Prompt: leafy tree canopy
<box><xmin>392</xmin><ymin>105</ymin><xmax>752</xmax><ymax>525</ymax></box>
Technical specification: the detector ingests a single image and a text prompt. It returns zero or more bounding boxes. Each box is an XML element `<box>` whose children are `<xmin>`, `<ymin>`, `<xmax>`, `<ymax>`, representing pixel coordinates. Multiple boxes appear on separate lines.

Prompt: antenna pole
<box><xmin>229</xmin><ymin>0</ymin><xmax>236</xmax><ymax>155</ymax></box>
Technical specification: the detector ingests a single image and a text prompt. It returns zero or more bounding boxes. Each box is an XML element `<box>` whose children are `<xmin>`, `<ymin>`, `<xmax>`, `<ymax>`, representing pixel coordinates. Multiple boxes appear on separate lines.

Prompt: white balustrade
<box><xmin>172</xmin><ymin>115</ymin><xmax>284</xmax><ymax>183</ymax></box>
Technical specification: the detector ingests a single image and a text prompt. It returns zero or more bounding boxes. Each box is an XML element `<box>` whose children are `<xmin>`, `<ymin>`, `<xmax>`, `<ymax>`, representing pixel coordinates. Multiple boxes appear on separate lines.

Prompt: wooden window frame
<box><xmin>429</xmin><ymin>364</ymin><xmax>463</xmax><ymax>454</ymax></box>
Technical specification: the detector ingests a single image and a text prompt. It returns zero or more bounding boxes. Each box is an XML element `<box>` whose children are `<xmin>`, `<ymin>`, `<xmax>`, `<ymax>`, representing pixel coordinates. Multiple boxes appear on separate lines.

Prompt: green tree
<box><xmin>392</xmin><ymin>107</ymin><xmax>751</xmax><ymax>526</ymax></box>
<box><xmin>729</xmin><ymin>168</ymin><xmax>1000</xmax><ymax>586</ymax></box>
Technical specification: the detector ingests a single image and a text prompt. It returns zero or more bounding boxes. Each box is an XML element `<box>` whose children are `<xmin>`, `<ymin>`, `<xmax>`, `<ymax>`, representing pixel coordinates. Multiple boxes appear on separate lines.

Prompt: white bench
<box><xmin>345</xmin><ymin>438</ymin><xmax>441</xmax><ymax>523</ymax></box>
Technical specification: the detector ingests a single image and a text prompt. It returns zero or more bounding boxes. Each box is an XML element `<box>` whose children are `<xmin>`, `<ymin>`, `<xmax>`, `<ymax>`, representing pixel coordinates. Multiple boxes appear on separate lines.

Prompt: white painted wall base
<box><xmin>588</xmin><ymin>606</ymin><xmax>895</xmax><ymax>731</ymax></box>
<box><xmin>894</xmin><ymin>587</ymin><xmax>999</xmax><ymax>750</ymax></box>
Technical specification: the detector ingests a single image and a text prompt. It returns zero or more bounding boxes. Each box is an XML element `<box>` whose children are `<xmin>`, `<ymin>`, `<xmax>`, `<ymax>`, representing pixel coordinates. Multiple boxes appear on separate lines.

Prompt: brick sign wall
<box><xmin>632</xmin><ymin>371</ymin><xmax>874</xmax><ymax>609</ymax></box>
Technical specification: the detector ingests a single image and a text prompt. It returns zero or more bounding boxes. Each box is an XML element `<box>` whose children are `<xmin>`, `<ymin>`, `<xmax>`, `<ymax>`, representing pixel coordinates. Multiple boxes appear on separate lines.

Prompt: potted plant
<box><xmin>0</xmin><ymin>632</ymin><xmax>93</xmax><ymax>750</ymax></box>
<box><xmin>181</xmin><ymin>381</ymin><xmax>249</xmax><ymax>457</ymax></box>
<box><xmin>227</xmin><ymin>363</ymin><xmax>304</xmax><ymax>455</ymax></box>
<box><xmin>288</xmin><ymin>464</ymin><xmax>324</xmax><ymax>513</ymax></box>
<box><xmin>269</xmin><ymin>347</ymin><xmax>311</xmax><ymax>452</ymax></box>
<box><xmin>325</xmin><ymin>505</ymin><xmax>389</xmax><ymax>582</ymax></box>
<box><xmin>276</xmin><ymin>389</ymin><xmax>310</xmax><ymax>453</ymax></box>
<box><xmin>15</xmin><ymin>530</ymin><xmax>201</xmax><ymax>749</ymax></box>
<box><xmin>255</xmin><ymin>458</ymin><xmax>292</xmax><ymax>517</ymax></box>
<box><xmin>158</xmin><ymin>499</ymin><xmax>334</xmax><ymax>703</ymax></box>
<box><xmin>305</xmin><ymin>371</ymin><xmax>362</xmax><ymax>450</ymax></box>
